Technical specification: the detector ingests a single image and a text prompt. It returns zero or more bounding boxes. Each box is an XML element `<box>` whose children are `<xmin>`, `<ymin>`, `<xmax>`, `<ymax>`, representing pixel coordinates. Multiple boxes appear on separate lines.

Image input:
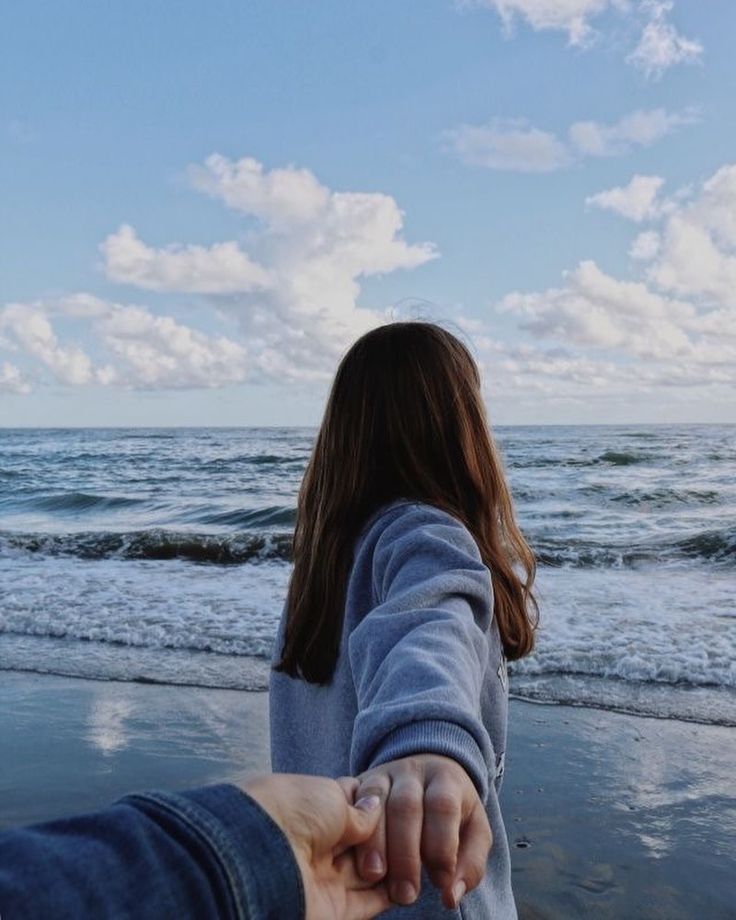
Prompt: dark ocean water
<box><xmin>1</xmin><ymin>425</ymin><xmax>734</xmax><ymax>725</ymax></box>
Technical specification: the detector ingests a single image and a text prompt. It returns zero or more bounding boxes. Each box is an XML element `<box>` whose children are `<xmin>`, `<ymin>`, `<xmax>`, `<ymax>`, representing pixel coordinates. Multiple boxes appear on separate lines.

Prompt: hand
<box><xmin>347</xmin><ymin>754</ymin><xmax>492</xmax><ymax>910</ymax></box>
<box><xmin>243</xmin><ymin>774</ymin><xmax>392</xmax><ymax>920</ymax></box>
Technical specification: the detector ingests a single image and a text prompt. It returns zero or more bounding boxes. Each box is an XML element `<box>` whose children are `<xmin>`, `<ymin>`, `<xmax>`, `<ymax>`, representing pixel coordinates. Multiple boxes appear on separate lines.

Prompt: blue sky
<box><xmin>1</xmin><ymin>0</ymin><xmax>734</xmax><ymax>425</ymax></box>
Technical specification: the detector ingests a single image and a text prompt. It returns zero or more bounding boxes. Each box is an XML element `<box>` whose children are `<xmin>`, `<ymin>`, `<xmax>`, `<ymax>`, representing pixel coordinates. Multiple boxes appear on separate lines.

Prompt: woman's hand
<box><xmin>344</xmin><ymin>754</ymin><xmax>493</xmax><ymax>910</ymax></box>
<box><xmin>243</xmin><ymin>774</ymin><xmax>392</xmax><ymax>920</ymax></box>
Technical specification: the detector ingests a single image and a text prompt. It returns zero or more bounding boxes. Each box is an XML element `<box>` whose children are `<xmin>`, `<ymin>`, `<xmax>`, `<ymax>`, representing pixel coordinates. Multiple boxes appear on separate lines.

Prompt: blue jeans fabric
<box><xmin>0</xmin><ymin>783</ymin><xmax>304</xmax><ymax>919</ymax></box>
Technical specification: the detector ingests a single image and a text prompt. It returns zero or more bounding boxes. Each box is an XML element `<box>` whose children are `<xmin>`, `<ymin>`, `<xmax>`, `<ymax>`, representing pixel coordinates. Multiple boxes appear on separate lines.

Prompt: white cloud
<box><xmin>586</xmin><ymin>174</ymin><xmax>665</xmax><ymax>221</ymax></box>
<box><xmin>95</xmin><ymin>303</ymin><xmax>252</xmax><ymax>389</ymax></box>
<box><xmin>627</xmin><ymin>1</ymin><xmax>703</xmax><ymax>78</ymax></box>
<box><xmin>0</xmin><ymin>361</ymin><xmax>31</xmax><ymax>394</ymax></box>
<box><xmin>629</xmin><ymin>230</ymin><xmax>661</xmax><ymax>260</ymax></box>
<box><xmin>0</xmin><ymin>297</ymin><xmax>261</xmax><ymax>391</ymax></box>
<box><xmin>101</xmin><ymin>224</ymin><xmax>273</xmax><ymax>294</ymax></box>
<box><xmin>497</xmin><ymin>259</ymin><xmax>697</xmax><ymax>360</ymax></box>
<box><xmin>485</xmin><ymin>162</ymin><xmax>736</xmax><ymax>405</ymax></box>
<box><xmin>112</xmin><ymin>155</ymin><xmax>437</xmax><ymax>377</ymax></box>
<box><xmin>443</xmin><ymin>118</ymin><xmax>573</xmax><ymax>172</ymax></box>
<box><xmin>3</xmin><ymin>156</ymin><xmax>438</xmax><ymax>392</ymax></box>
<box><xmin>568</xmin><ymin>107</ymin><xmax>696</xmax><ymax>157</ymax></box>
<box><xmin>7</xmin><ymin>153</ymin><xmax>734</xmax><ymax>414</ymax></box>
<box><xmin>639</xmin><ymin>165</ymin><xmax>736</xmax><ymax>308</ymax></box>
<box><xmin>445</xmin><ymin>108</ymin><xmax>693</xmax><ymax>172</ymax></box>
<box><xmin>188</xmin><ymin>154</ymin><xmax>330</xmax><ymax>226</ymax></box>
<box><xmin>0</xmin><ymin>303</ymin><xmax>103</xmax><ymax>386</ymax></box>
<box><xmin>187</xmin><ymin>154</ymin><xmax>436</xmax><ymax>275</ymax></box>
<box><xmin>462</xmin><ymin>0</ymin><xmax>703</xmax><ymax>76</ymax></box>
<box><xmin>468</xmin><ymin>329</ymin><xmax>733</xmax><ymax>415</ymax></box>
<box><xmin>461</xmin><ymin>0</ymin><xmax>619</xmax><ymax>46</ymax></box>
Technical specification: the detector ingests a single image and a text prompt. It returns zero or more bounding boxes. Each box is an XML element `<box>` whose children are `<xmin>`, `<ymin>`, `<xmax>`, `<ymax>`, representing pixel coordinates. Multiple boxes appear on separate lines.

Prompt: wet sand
<box><xmin>1</xmin><ymin>671</ymin><xmax>734</xmax><ymax>918</ymax></box>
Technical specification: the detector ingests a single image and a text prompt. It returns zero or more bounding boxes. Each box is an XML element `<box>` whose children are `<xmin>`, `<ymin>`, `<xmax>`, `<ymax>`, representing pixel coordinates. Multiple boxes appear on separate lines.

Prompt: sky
<box><xmin>1</xmin><ymin>0</ymin><xmax>735</xmax><ymax>426</ymax></box>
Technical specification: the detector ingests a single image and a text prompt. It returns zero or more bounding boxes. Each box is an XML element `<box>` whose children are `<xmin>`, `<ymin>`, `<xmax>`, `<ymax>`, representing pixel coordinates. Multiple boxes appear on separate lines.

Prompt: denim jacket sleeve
<box><xmin>0</xmin><ymin>783</ymin><xmax>304</xmax><ymax>920</ymax></box>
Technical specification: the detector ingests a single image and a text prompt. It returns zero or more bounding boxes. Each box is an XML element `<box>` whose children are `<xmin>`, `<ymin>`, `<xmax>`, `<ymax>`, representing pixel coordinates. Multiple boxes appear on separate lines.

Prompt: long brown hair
<box><xmin>274</xmin><ymin>320</ymin><xmax>538</xmax><ymax>684</ymax></box>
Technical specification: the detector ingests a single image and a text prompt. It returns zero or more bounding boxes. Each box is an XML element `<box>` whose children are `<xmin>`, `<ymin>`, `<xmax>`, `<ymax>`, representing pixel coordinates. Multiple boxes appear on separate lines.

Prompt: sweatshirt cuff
<box><xmin>127</xmin><ymin>784</ymin><xmax>304</xmax><ymax>920</ymax></box>
<box><xmin>367</xmin><ymin>720</ymin><xmax>490</xmax><ymax>802</ymax></box>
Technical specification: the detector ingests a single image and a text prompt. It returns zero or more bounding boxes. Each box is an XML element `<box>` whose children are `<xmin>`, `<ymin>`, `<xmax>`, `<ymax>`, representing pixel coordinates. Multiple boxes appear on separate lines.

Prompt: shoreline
<box><xmin>2</xmin><ymin>670</ymin><xmax>735</xmax><ymax>918</ymax></box>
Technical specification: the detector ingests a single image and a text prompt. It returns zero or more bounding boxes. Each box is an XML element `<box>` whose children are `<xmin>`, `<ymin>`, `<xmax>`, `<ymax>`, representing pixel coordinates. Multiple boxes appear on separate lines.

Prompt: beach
<box><xmin>2</xmin><ymin>671</ymin><xmax>734</xmax><ymax>919</ymax></box>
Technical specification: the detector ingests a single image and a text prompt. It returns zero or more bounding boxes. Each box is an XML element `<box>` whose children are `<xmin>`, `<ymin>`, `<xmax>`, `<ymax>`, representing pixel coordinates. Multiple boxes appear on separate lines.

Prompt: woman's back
<box><xmin>270</xmin><ymin>497</ymin><xmax>517</xmax><ymax>919</ymax></box>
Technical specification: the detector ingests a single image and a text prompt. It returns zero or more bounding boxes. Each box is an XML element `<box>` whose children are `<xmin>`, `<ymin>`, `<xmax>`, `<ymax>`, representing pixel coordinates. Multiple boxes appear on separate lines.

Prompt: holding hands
<box><xmin>244</xmin><ymin>773</ymin><xmax>392</xmax><ymax>920</ymax></box>
<box><xmin>346</xmin><ymin>753</ymin><xmax>493</xmax><ymax>910</ymax></box>
<box><xmin>250</xmin><ymin>754</ymin><xmax>492</xmax><ymax>918</ymax></box>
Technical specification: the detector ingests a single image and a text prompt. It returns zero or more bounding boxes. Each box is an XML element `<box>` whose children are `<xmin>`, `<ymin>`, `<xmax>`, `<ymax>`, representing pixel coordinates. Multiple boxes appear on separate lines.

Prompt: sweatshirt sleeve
<box><xmin>348</xmin><ymin>503</ymin><xmax>495</xmax><ymax>802</ymax></box>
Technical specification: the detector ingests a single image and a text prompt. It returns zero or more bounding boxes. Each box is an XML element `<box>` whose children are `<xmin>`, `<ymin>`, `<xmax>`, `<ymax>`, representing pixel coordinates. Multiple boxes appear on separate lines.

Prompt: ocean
<box><xmin>1</xmin><ymin>425</ymin><xmax>734</xmax><ymax>726</ymax></box>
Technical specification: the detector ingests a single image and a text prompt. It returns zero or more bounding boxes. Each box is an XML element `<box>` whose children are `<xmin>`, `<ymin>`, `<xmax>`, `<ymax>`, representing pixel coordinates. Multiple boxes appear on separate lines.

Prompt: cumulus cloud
<box><xmin>627</xmin><ymin>1</ymin><xmax>703</xmax><ymax>79</ymax></box>
<box><xmin>95</xmin><ymin>303</ymin><xmax>252</xmax><ymax>389</ymax></box>
<box><xmin>187</xmin><ymin>154</ymin><xmax>436</xmax><ymax>275</ymax></box>
<box><xmin>0</xmin><ymin>297</ymin><xmax>257</xmax><ymax>391</ymax></box>
<box><xmin>6</xmin><ymin>152</ymin><xmax>734</xmax><ymax>412</ymax></box>
<box><xmin>498</xmin><ymin>259</ymin><xmax>699</xmax><ymax>359</ymax></box>
<box><xmin>445</xmin><ymin>108</ymin><xmax>693</xmax><ymax>172</ymax></box>
<box><xmin>461</xmin><ymin>0</ymin><xmax>620</xmax><ymax>46</ymax></box>
<box><xmin>487</xmin><ymin>162</ymin><xmax>736</xmax><ymax>403</ymax></box>
<box><xmin>0</xmin><ymin>303</ymin><xmax>104</xmax><ymax>386</ymax></box>
<box><xmin>0</xmin><ymin>361</ymin><xmax>31</xmax><ymax>394</ymax></box>
<box><xmin>629</xmin><ymin>230</ymin><xmax>661</xmax><ymax>260</ymax></box>
<box><xmin>3</xmin><ymin>155</ymin><xmax>437</xmax><ymax>392</ymax></box>
<box><xmin>103</xmin><ymin>154</ymin><xmax>437</xmax><ymax>376</ymax></box>
<box><xmin>647</xmin><ymin>167</ymin><xmax>736</xmax><ymax>307</ymax></box>
<box><xmin>101</xmin><ymin>224</ymin><xmax>273</xmax><ymax>294</ymax></box>
<box><xmin>586</xmin><ymin>174</ymin><xmax>665</xmax><ymax>221</ymax></box>
<box><xmin>188</xmin><ymin>155</ymin><xmax>330</xmax><ymax>226</ymax></box>
<box><xmin>463</xmin><ymin>0</ymin><xmax>702</xmax><ymax>75</ymax></box>
<box><xmin>443</xmin><ymin>118</ymin><xmax>573</xmax><ymax>172</ymax></box>
<box><xmin>568</xmin><ymin>107</ymin><xmax>697</xmax><ymax>157</ymax></box>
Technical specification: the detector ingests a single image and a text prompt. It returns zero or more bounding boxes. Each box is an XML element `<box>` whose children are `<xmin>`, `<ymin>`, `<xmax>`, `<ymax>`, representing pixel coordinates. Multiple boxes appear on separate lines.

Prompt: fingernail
<box><xmin>392</xmin><ymin>882</ymin><xmax>417</xmax><ymax>905</ymax></box>
<box><xmin>355</xmin><ymin>794</ymin><xmax>380</xmax><ymax>812</ymax></box>
<box><xmin>452</xmin><ymin>881</ymin><xmax>466</xmax><ymax>905</ymax></box>
<box><xmin>365</xmin><ymin>850</ymin><xmax>384</xmax><ymax>875</ymax></box>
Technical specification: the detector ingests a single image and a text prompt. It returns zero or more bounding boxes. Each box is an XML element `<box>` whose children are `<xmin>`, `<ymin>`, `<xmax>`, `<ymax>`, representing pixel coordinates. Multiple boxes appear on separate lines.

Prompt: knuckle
<box><xmin>389</xmin><ymin>792</ymin><xmax>423</xmax><ymax>820</ymax></box>
<box><xmin>426</xmin><ymin>789</ymin><xmax>461</xmax><ymax>818</ymax></box>
<box><xmin>399</xmin><ymin>755</ymin><xmax>425</xmax><ymax>777</ymax></box>
<box><xmin>463</xmin><ymin>859</ymin><xmax>486</xmax><ymax>890</ymax></box>
<box><xmin>358</xmin><ymin>774</ymin><xmax>390</xmax><ymax>797</ymax></box>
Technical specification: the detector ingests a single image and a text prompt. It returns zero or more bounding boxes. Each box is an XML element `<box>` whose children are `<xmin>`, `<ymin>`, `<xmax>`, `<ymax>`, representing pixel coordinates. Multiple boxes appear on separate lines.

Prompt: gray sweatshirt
<box><xmin>269</xmin><ymin>497</ymin><xmax>517</xmax><ymax>919</ymax></box>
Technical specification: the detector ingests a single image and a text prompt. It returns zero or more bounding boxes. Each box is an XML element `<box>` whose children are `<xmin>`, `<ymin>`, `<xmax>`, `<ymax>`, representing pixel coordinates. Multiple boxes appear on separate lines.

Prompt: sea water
<box><xmin>1</xmin><ymin>425</ymin><xmax>733</xmax><ymax>725</ymax></box>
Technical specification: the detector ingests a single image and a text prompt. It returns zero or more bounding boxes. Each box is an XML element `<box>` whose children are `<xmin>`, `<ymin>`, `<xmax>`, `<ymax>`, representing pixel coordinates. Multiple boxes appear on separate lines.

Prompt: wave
<box><xmin>609</xmin><ymin>488</ymin><xmax>721</xmax><ymax>508</ymax></box>
<box><xmin>0</xmin><ymin>529</ymin><xmax>293</xmax><ymax>564</ymax></box>
<box><xmin>2</xmin><ymin>636</ymin><xmax>734</xmax><ymax>725</ymax></box>
<box><xmin>510</xmin><ymin>675</ymin><xmax>736</xmax><ymax>727</ymax></box>
<box><xmin>508</xmin><ymin>449</ymin><xmax>655</xmax><ymax>469</ymax></box>
<box><xmin>0</xmin><ymin>623</ymin><xmax>274</xmax><ymax>659</ymax></box>
<box><xmin>2</xmin><ymin>523</ymin><xmax>733</xmax><ymax>567</ymax></box>
<box><xmin>2</xmin><ymin>492</ymin><xmax>146</xmax><ymax>514</ymax></box>
<box><xmin>182</xmin><ymin>506</ymin><xmax>296</xmax><ymax>528</ymax></box>
<box><xmin>199</xmin><ymin>453</ymin><xmax>293</xmax><ymax>468</ymax></box>
<box><xmin>532</xmin><ymin>527</ymin><xmax>735</xmax><ymax>567</ymax></box>
<box><xmin>509</xmin><ymin>659</ymin><xmax>736</xmax><ymax>691</ymax></box>
<box><xmin>595</xmin><ymin>449</ymin><xmax>652</xmax><ymax>466</ymax></box>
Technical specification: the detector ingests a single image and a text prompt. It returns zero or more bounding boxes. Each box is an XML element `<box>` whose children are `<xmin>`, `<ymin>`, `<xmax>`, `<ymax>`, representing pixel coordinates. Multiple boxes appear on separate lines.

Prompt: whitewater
<box><xmin>1</xmin><ymin>425</ymin><xmax>734</xmax><ymax>725</ymax></box>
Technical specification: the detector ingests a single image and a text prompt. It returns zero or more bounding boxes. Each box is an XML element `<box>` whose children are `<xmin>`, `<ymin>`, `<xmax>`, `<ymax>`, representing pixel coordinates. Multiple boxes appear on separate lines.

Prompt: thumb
<box><xmin>335</xmin><ymin>794</ymin><xmax>382</xmax><ymax>852</ymax></box>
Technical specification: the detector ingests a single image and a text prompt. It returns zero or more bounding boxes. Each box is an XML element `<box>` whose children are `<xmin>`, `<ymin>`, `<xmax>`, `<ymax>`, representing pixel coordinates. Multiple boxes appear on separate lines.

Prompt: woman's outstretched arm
<box><xmin>348</xmin><ymin>503</ymin><xmax>496</xmax><ymax>909</ymax></box>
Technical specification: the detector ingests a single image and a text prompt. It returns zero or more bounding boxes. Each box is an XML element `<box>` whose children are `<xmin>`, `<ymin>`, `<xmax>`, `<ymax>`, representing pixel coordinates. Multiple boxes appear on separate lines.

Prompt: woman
<box><xmin>270</xmin><ymin>320</ymin><xmax>538</xmax><ymax>918</ymax></box>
